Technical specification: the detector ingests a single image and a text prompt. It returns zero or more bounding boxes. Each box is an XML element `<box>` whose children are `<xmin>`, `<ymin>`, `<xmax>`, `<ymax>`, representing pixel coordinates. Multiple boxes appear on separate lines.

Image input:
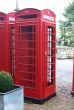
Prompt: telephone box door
<box><xmin>15</xmin><ymin>21</ymin><xmax>41</xmax><ymax>98</ymax></box>
<box><xmin>43</xmin><ymin>22</ymin><xmax>56</xmax><ymax>98</ymax></box>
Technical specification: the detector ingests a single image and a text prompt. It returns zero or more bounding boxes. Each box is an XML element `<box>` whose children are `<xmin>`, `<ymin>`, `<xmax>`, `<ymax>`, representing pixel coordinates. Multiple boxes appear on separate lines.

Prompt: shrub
<box><xmin>0</xmin><ymin>71</ymin><xmax>13</xmax><ymax>92</ymax></box>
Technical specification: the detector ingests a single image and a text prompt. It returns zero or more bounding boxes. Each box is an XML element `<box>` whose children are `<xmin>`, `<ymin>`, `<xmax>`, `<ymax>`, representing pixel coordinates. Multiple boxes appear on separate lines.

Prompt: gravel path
<box><xmin>25</xmin><ymin>81</ymin><xmax>74</xmax><ymax>110</ymax></box>
<box><xmin>25</xmin><ymin>60</ymin><xmax>74</xmax><ymax>110</ymax></box>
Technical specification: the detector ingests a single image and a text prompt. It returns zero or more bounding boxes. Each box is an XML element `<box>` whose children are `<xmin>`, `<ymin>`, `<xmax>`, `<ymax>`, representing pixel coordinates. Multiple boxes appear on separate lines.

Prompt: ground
<box><xmin>25</xmin><ymin>59</ymin><xmax>74</xmax><ymax>110</ymax></box>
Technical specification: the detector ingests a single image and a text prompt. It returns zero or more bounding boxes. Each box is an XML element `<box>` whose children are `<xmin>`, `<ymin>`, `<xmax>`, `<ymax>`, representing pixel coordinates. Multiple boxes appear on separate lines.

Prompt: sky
<box><xmin>0</xmin><ymin>0</ymin><xmax>73</xmax><ymax>38</ymax></box>
<box><xmin>0</xmin><ymin>0</ymin><xmax>73</xmax><ymax>21</ymax></box>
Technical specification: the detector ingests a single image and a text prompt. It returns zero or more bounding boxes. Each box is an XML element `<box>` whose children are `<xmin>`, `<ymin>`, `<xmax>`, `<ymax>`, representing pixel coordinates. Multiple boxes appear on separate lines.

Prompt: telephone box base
<box><xmin>25</xmin><ymin>92</ymin><xmax>56</xmax><ymax>104</ymax></box>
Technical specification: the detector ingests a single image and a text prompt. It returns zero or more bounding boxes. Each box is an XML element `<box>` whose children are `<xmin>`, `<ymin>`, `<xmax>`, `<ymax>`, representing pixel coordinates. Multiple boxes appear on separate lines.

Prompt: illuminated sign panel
<box><xmin>43</xmin><ymin>15</ymin><xmax>54</xmax><ymax>21</ymax></box>
<box><xmin>9</xmin><ymin>17</ymin><xmax>15</xmax><ymax>21</ymax></box>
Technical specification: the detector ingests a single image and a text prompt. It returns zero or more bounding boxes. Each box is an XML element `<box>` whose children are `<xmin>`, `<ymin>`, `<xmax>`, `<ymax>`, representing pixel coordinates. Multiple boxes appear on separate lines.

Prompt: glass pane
<box><xmin>47</xmin><ymin>26</ymin><xmax>55</xmax><ymax>87</ymax></box>
<box><xmin>10</xmin><ymin>27</ymin><xmax>15</xmax><ymax>74</ymax></box>
<box><xmin>18</xmin><ymin>25</ymin><xmax>36</xmax><ymax>88</ymax></box>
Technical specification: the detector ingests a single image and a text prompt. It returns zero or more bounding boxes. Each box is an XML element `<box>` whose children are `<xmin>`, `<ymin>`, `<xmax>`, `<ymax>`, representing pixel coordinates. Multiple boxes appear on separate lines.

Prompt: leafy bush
<box><xmin>0</xmin><ymin>71</ymin><xmax>13</xmax><ymax>92</ymax></box>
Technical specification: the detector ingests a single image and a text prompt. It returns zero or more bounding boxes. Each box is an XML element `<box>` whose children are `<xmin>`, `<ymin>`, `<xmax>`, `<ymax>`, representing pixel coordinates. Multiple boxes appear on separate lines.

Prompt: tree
<box><xmin>64</xmin><ymin>0</ymin><xmax>74</xmax><ymax>23</ymax></box>
<box><xmin>59</xmin><ymin>20</ymin><xmax>72</xmax><ymax>46</ymax></box>
<box><xmin>59</xmin><ymin>0</ymin><xmax>74</xmax><ymax>47</ymax></box>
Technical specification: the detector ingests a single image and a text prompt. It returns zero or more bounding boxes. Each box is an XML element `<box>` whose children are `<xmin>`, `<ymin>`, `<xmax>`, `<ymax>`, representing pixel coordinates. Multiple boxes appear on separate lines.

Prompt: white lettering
<box><xmin>9</xmin><ymin>17</ymin><xmax>15</xmax><ymax>21</ymax></box>
<box><xmin>43</xmin><ymin>15</ymin><xmax>54</xmax><ymax>21</ymax></box>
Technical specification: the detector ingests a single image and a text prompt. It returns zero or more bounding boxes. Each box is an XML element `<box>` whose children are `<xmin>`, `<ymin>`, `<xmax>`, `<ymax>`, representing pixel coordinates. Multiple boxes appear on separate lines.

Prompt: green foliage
<box><xmin>59</xmin><ymin>0</ymin><xmax>74</xmax><ymax>46</ymax></box>
<box><xmin>0</xmin><ymin>71</ymin><xmax>13</xmax><ymax>92</ymax></box>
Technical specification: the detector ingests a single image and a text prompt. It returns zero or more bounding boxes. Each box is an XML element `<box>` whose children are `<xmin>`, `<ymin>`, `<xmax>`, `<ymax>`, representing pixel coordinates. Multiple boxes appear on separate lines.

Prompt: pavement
<box><xmin>56</xmin><ymin>59</ymin><xmax>73</xmax><ymax>83</ymax></box>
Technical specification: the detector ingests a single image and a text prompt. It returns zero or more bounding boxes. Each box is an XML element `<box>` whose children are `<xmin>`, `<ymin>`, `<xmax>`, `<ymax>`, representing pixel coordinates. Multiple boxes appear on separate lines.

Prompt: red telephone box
<box><xmin>0</xmin><ymin>12</ymin><xmax>15</xmax><ymax>75</ymax></box>
<box><xmin>15</xmin><ymin>8</ymin><xmax>56</xmax><ymax>103</ymax></box>
<box><xmin>0</xmin><ymin>12</ymin><xmax>6</xmax><ymax>71</ymax></box>
<box><xmin>71</xmin><ymin>53</ymin><xmax>74</xmax><ymax>96</ymax></box>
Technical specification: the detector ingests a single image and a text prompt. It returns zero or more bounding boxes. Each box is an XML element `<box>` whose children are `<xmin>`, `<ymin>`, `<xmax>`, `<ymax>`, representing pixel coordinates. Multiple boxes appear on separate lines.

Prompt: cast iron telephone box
<box><xmin>71</xmin><ymin>53</ymin><xmax>74</xmax><ymax>96</ymax></box>
<box><xmin>0</xmin><ymin>12</ymin><xmax>6</xmax><ymax>71</ymax></box>
<box><xmin>0</xmin><ymin>12</ymin><xmax>15</xmax><ymax>74</ymax></box>
<box><xmin>15</xmin><ymin>8</ymin><xmax>56</xmax><ymax>103</ymax></box>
